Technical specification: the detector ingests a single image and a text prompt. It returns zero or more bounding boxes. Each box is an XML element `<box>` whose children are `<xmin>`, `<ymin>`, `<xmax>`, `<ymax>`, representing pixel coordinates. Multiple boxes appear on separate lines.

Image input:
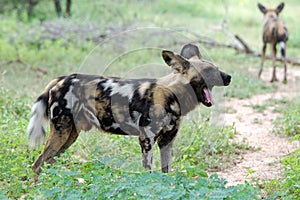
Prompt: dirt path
<box><xmin>215</xmin><ymin>66</ymin><xmax>300</xmax><ymax>187</ymax></box>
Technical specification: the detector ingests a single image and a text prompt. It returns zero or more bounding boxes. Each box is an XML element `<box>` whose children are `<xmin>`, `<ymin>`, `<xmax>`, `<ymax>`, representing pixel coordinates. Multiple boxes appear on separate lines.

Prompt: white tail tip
<box><xmin>27</xmin><ymin>100</ymin><xmax>48</xmax><ymax>149</ymax></box>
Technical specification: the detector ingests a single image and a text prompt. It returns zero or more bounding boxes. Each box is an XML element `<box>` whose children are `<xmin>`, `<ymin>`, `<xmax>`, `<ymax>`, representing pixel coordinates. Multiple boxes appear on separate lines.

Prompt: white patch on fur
<box><xmin>64</xmin><ymin>85</ymin><xmax>79</xmax><ymax>110</ymax></box>
<box><xmin>144</xmin><ymin>127</ymin><xmax>156</xmax><ymax>138</ymax></box>
<box><xmin>27</xmin><ymin>100</ymin><xmax>48</xmax><ymax>149</ymax></box>
<box><xmin>111</xmin><ymin>123</ymin><xmax>120</xmax><ymax>129</ymax></box>
<box><xmin>58</xmin><ymin>84</ymin><xmax>101</xmax><ymax>130</ymax></box>
<box><xmin>138</xmin><ymin>82</ymin><xmax>151</xmax><ymax>96</ymax></box>
<box><xmin>72</xmin><ymin>78</ymin><xmax>80</xmax><ymax>83</ymax></box>
<box><xmin>111</xmin><ymin>83</ymin><xmax>134</xmax><ymax>100</ymax></box>
<box><xmin>170</xmin><ymin>102</ymin><xmax>180</xmax><ymax>114</ymax></box>
<box><xmin>162</xmin><ymin>113</ymin><xmax>174</xmax><ymax>131</ymax></box>
<box><xmin>50</xmin><ymin>102</ymin><xmax>59</xmax><ymax>119</ymax></box>
<box><xmin>280</xmin><ymin>41</ymin><xmax>285</xmax><ymax>50</ymax></box>
<box><xmin>102</xmin><ymin>79</ymin><xmax>116</xmax><ymax>91</ymax></box>
<box><xmin>146</xmin><ymin>149</ymin><xmax>153</xmax><ymax>168</ymax></box>
<box><xmin>131</xmin><ymin>111</ymin><xmax>142</xmax><ymax>124</ymax></box>
<box><xmin>78</xmin><ymin>104</ymin><xmax>100</xmax><ymax>128</ymax></box>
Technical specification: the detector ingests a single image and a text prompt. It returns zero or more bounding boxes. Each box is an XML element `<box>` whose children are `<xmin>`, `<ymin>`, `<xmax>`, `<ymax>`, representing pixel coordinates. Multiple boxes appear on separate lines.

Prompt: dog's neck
<box><xmin>158</xmin><ymin>73</ymin><xmax>199</xmax><ymax>115</ymax></box>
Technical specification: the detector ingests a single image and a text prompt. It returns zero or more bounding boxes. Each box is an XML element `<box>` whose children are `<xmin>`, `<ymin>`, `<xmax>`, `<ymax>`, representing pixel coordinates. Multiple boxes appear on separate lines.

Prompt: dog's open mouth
<box><xmin>202</xmin><ymin>86</ymin><xmax>214</xmax><ymax>107</ymax></box>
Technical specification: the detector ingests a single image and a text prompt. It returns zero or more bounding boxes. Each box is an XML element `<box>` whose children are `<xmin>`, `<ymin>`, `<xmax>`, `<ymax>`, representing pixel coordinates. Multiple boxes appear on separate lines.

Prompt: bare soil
<box><xmin>215</xmin><ymin>65</ymin><xmax>300</xmax><ymax>187</ymax></box>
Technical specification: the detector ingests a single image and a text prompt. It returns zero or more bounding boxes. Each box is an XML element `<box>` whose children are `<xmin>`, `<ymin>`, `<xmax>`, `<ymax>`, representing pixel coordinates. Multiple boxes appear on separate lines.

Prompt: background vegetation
<box><xmin>0</xmin><ymin>0</ymin><xmax>299</xmax><ymax>199</ymax></box>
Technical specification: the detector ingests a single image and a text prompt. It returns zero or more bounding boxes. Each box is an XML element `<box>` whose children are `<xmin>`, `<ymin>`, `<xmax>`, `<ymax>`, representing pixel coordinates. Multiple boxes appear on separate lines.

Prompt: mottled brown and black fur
<box><xmin>27</xmin><ymin>44</ymin><xmax>231</xmax><ymax>175</ymax></box>
<box><xmin>257</xmin><ymin>2</ymin><xmax>288</xmax><ymax>83</ymax></box>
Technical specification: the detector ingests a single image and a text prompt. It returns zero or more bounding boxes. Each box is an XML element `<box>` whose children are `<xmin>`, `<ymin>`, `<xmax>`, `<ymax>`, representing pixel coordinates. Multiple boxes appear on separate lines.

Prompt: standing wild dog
<box><xmin>257</xmin><ymin>2</ymin><xmax>288</xmax><ymax>83</ymax></box>
<box><xmin>27</xmin><ymin>44</ymin><xmax>231</xmax><ymax>175</ymax></box>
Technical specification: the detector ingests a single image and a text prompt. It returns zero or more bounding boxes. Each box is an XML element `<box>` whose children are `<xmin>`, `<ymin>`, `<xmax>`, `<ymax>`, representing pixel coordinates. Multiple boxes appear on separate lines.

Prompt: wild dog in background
<box><xmin>54</xmin><ymin>0</ymin><xmax>72</xmax><ymax>17</ymax></box>
<box><xmin>257</xmin><ymin>2</ymin><xmax>288</xmax><ymax>83</ymax></box>
<box><xmin>26</xmin><ymin>0</ymin><xmax>71</xmax><ymax>19</ymax></box>
<box><xmin>27</xmin><ymin>44</ymin><xmax>231</xmax><ymax>175</ymax></box>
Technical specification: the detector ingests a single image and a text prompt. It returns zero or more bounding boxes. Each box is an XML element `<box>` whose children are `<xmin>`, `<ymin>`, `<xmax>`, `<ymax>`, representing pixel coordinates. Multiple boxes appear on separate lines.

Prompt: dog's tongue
<box><xmin>203</xmin><ymin>87</ymin><xmax>214</xmax><ymax>105</ymax></box>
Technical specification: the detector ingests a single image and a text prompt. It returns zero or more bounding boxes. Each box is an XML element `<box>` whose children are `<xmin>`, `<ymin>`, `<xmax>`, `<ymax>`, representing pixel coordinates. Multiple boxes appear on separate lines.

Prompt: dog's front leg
<box><xmin>139</xmin><ymin>136</ymin><xmax>154</xmax><ymax>171</ymax></box>
<box><xmin>139</xmin><ymin>129</ymin><xmax>155</xmax><ymax>171</ymax></box>
<box><xmin>158</xmin><ymin>140</ymin><xmax>174</xmax><ymax>173</ymax></box>
<box><xmin>157</xmin><ymin>127</ymin><xmax>179</xmax><ymax>173</ymax></box>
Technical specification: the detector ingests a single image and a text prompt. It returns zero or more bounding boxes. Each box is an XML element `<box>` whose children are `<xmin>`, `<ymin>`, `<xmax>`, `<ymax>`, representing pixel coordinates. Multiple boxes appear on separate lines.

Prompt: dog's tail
<box><xmin>27</xmin><ymin>95</ymin><xmax>49</xmax><ymax>149</ymax></box>
<box><xmin>280</xmin><ymin>41</ymin><xmax>286</xmax><ymax>58</ymax></box>
<box><xmin>27</xmin><ymin>77</ymin><xmax>64</xmax><ymax>149</ymax></box>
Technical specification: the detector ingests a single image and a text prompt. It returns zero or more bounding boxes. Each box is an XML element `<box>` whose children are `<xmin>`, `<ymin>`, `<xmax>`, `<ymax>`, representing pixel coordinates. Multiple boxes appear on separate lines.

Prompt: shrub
<box><xmin>30</xmin><ymin>160</ymin><xmax>260</xmax><ymax>199</ymax></box>
<box><xmin>274</xmin><ymin>97</ymin><xmax>300</xmax><ymax>137</ymax></box>
<box><xmin>266</xmin><ymin>149</ymin><xmax>300</xmax><ymax>200</ymax></box>
<box><xmin>266</xmin><ymin>98</ymin><xmax>300</xmax><ymax>199</ymax></box>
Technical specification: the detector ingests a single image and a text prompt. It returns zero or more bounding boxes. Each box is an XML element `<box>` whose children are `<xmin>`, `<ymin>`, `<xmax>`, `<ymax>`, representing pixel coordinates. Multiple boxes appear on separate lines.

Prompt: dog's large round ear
<box><xmin>258</xmin><ymin>3</ymin><xmax>267</xmax><ymax>14</ymax></box>
<box><xmin>162</xmin><ymin>50</ymin><xmax>190</xmax><ymax>74</ymax></box>
<box><xmin>180</xmin><ymin>44</ymin><xmax>202</xmax><ymax>59</ymax></box>
<box><xmin>276</xmin><ymin>2</ymin><xmax>285</xmax><ymax>14</ymax></box>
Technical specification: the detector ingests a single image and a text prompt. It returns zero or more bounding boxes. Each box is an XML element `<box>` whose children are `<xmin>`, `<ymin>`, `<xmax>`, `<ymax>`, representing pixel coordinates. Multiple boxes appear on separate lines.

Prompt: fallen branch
<box><xmin>0</xmin><ymin>58</ymin><xmax>30</xmax><ymax>68</ymax></box>
<box><xmin>176</xmin><ymin>28</ymin><xmax>300</xmax><ymax>66</ymax></box>
<box><xmin>0</xmin><ymin>59</ymin><xmax>48</xmax><ymax>74</ymax></box>
<box><xmin>234</xmin><ymin>35</ymin><xmax>254</xmax><ymax>54</ymax></box>
<box><xmin>175</xmin><ymin>27</ymin><xmax>241</xmax><ymax>51</ymax></box>
<box><xmin>33</xmin><ymin>66</ymin><xmax>48</xmax><ymax>75</ymax></box>
<box><xmin>234</xmin><ymin>34</ymin><xmax>300</xmax><ymax>66</ymax></box>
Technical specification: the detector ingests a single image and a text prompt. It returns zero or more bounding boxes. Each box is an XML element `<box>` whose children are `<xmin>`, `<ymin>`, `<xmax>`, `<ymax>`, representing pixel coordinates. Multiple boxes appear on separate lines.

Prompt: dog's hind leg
<box><xmin>56</xmin><ymin>126</ymin><xmax>79</xmax><ymax>156</ymax></box>
<box><xmin>270</xmin><ymin>43</ymin><xmax>278</xmax><ymax>82</ymax></box>
<box><xmin>258</xmin><ymin>43</ymin><xmax>267</xmax><ymax>78</ymax></box>
<box><xmin>32</xmin><ymin>120</ymin><xmax>77</xmax><ymax>174</ymax></box>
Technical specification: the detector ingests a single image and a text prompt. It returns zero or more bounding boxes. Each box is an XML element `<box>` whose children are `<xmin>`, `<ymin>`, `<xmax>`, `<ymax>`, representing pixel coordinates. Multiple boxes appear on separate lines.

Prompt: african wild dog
<box><xmin>257</xmin><ymin>2</ymin><xmax>288</xmax><ymax>83</ymax></box>
<box><xmin>27</xmin><ymin>44</ymin><xmax>231</xmax><ymax>175</ymax></box>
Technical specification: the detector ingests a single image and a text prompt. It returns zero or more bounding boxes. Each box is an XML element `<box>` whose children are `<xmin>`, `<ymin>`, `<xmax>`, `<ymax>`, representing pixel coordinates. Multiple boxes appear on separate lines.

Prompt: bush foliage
<box><xmin>30</xmin><ymin>161</ymin><xmax>260</xmax><ymax>200</ymax></box>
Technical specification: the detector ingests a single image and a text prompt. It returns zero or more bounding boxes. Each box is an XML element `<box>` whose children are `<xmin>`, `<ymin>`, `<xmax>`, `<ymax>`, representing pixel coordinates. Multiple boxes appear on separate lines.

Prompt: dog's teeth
<box><xmin>203</xmin><ymin>87</ymin><xmax>214</xmax><ymax>105</ymax></box>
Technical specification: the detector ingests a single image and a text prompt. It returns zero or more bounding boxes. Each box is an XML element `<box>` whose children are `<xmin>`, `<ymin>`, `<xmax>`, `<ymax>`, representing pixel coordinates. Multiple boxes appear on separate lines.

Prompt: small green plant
<box><xmin>265</xmin><ymin>97</ymin><xmax>300</xmax><ymax>199</ymax></box>
<box><xmin>265</xmin><ymin>149</ymin><xmax>300</xmax><ymax>199</ymax></box>
<box><xmin>273</xmin><ymin>97</ymin><xmax>300</xmax><ymax>137</ymax></box>
<box><xmin>225</xmin><ymin>71</ymin><xmax>278</xmax><ymax>99</ymax></box>
<box><xmin>248</xmin><ymin>103</ymin><xmax>268</xmax><ymax>113</ymax></box>
<box><xmin>173</xmin><ymin>115</ymin><xmax>251</xmax><ymax>172</ymax></box>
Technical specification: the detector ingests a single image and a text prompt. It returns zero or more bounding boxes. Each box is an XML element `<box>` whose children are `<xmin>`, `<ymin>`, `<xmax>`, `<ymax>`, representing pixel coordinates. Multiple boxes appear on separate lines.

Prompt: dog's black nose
<box><xmin>224</xmin><ymin>74</ymin><xmax>231</xmax><ymax>86</ymax></box>
<box><xmin>220</xmin><ymin>72</ymin><xmax>231</xmax><ymax>86</ymax></box>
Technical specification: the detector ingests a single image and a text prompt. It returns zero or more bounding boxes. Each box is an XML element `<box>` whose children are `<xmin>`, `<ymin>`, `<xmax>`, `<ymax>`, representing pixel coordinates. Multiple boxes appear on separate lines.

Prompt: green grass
<box><xmin>262</xmin><ymin>97</ymin><xmax>300</xmax><ymax>199</ymax></box>
<box><xmin>174</xmin><ymin>116</ymin><xmax>251</xmax><ymax>172</ymax></box>
<box><xmin>247</xmin><ymin>98</ymin><xmax>282</xmax><ymax>113</ymax></box>
<box><xmin>265</xmin><ymin>149</ymin><xmax>300</xmax><ymax>200</ymax></box>
<box><xmin>274</xmin><ymin>97</ymin><xmax>300</xmax><ymax>137</ymax></box>
<box><xmin>0</xmin><ymin>88</ymin><xmax>37</xmax><ymax>198</ymax></box>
